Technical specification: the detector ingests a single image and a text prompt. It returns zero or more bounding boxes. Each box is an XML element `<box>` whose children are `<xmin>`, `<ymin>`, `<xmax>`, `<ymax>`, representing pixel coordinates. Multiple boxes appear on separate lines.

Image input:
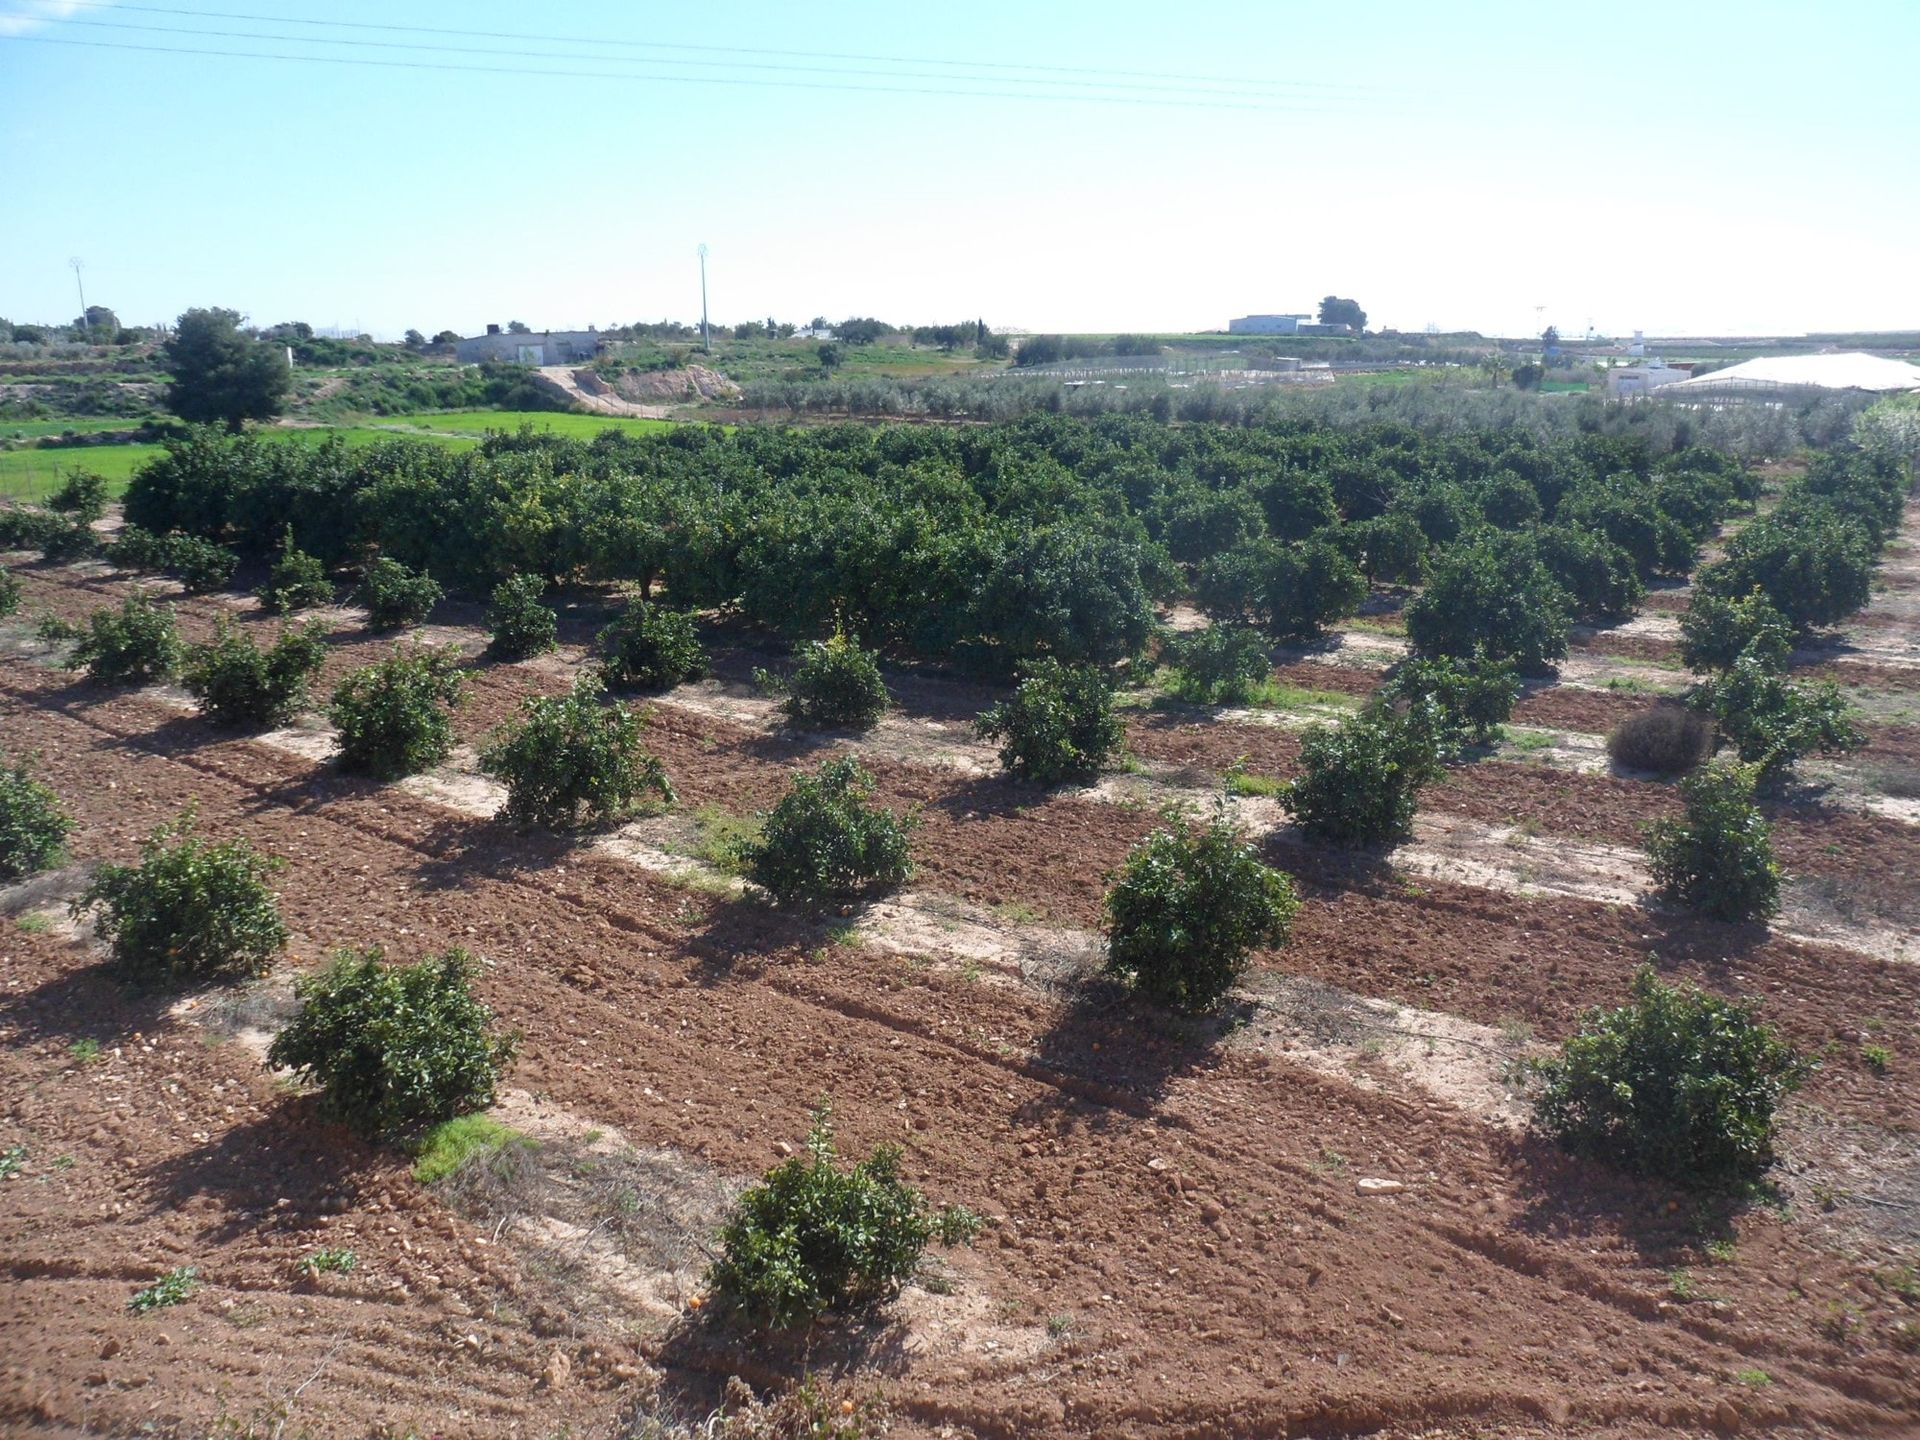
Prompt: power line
<box><xmin>37</xmin><ymin>11</ymin><xmax>1364</xmax><ymax>103</ymax></box>
<box><xmin>0</xmin><ymin>32</ymin><xmax>1351</xmax><ymax>111</ymax></box>
<box><xmin>30</xmin><ymin>0</ymin><xmax>1379</xmax><ymax>97</ymax></box>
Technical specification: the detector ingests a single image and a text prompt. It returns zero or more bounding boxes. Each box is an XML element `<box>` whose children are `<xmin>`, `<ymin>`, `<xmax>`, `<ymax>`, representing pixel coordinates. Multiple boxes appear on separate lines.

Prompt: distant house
<box><xmin>453</xmin><ymin>324</ymin><xmax>602</xmax><ymax>366</ymax></box>
<box><xmin>1608</xmin><ymin>361</ymin><xmax>1691</xmax><ymax>397</ymax></box>
<box><xmin>1227</xmin><ymin>314</ymin><xmax>1355</xmax><ymax>337</ymax></box>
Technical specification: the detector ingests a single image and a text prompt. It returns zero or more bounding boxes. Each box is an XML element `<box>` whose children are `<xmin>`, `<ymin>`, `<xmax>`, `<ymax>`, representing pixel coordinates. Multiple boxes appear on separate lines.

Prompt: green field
<box><xmin>0</xmin><ymin>444</ymin><xmax>168</xmax><ymax>501</ymax></box>
<box><xmin>1</xmin><ymin>417</ymin><xmax>155</xmax><ymax>440</ymax></box>
<box><xmin>370</xmin><ymin>410</ymin><xmax>675</xmax><ymax>440</ymax></box>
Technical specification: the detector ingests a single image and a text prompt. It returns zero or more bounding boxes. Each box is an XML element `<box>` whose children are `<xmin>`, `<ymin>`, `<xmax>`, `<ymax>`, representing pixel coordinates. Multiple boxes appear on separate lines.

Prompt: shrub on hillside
<box><xmin>1606</xmin><ymin>703</ymin><xmax>1715</xmax><ymax>775</ymax></box>
<box><xmin>47</xmin><ymin>469</ymin><xmax>110</xmax><ymax>524</ymax></box>
<box><xmin>1278</xmin><ymin>706</ymin><xmax>1443</xmax><ymax>845</ymax></box>
<box><xmin>1405</xmin><ymin>534</ymin><xmax>1571</xmax><ymax>676</ymax></box>
<box><xmin>706</xmin><ymin>1108</ymin><xmax>979</xmax><ymax>1329</ymax></box>
<box><xmin>1103</xmin><ymin>812</ymin><xmax>1300</xmax><ymax>1014</ymax></box>
<box><xmin>357</xmin><ymin>556</ymin><xmax>443</xmax><ymax>630</ymax></box>
<box><xmin>182</xmin><ymin>619</ymin><xmax>328</xmax><ymax>728</ymax></box>
<box><xmin>1678</xmin><ymin>588</ymin><xmax>1794</xmax><ymax>674</ymax></box>
<box><xmin>1691</xmin><ymin>654</ymin><xmax>1861</xmax><ymax>780</ymax></box>
<box><xmin>260</xmin><ymin>526</ymin><xmax>335</xmax><ymax>614</ymax></box>
<box><xmin>737</xmin><ymin>756</ymin><xmax>914</xmax><ymax>907</ymax></box>
<box><xmin>327</xmin><ymin>646</ymin><xmax>466</xmax><ymax>779</ymax></box>
<box><xmin>1377</xmin><ymin>655</ymin><xmax>1519</xmax><ymax>751</ymax></box>
<box><xmin>70</xmin><ymin>592</ymin><xmax>180</xmax><ymax>685</ymax></box>
<box><xmin>598</xmin><ymin>598</ymin><xmax>707</xmax><ymax>690</ymax></box>
<box><xmin>761</xmin><ymin>627</ymin><xmax>889</xmax><ymax>729</ymax></box>
<box><xmin>1645</xmin><ymin>759</ymin><xmax>1781</xmax><ymax>922</ymax></box>
<box><xmin>479</xmin><ymin>675</ymin><xmax>674</xmax><ymax>830</ymax></box>
<box><xmin>77</xmin><ymin>809</ymin><xmax>286</xmax><ymax>981</ymax></box>
<box><xmin>485</xmin><ymin>574</ymin><xmax>556</xmax><ymax>659</ymax></box>
<box><xmin>266</xmin><ymin>946</ymin><xmax>517</xmax><ymax>1140</ymax></box>
<box><xmin>1532</xmin><ymin>966</ymin><xmax>1808</xmax><ymax>1189</ymax></box>
<box><xmin>0</xmin><ymin>753</ymin><xmax>71</xmax><ymax>880</ymax></box>
<box><xmin>975</xmin><ymin>658</ymin><xmax>1124</xmax><ymax>783</ymax></box>
<box><xmin>1167</xmin><ymin>622</ymin><xmax>1272</xmax><ymax>705</ymax></box>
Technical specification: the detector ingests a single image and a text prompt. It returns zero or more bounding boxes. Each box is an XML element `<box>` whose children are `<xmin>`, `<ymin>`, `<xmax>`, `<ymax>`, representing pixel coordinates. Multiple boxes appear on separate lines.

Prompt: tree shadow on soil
<box><xmin>407</xmin><ymin>814</ymin><xmax>584</xmax><ymax>891</ymax></box>
<box><xmin>925</xmin><ymin>769</ymin><xmax>1071</xmax><ymax>824</ymax></box>
<box><xmin>678</xmin><ymin>893</ymin><xmax>842</xmax><ymax>985</ymax></box>
<box><xmin>139</xmin><ymin>1101</ymin><xmax>380</xmax><ymax>1245</ymax></box>
<box><xmin>0</xmin><ymin>949</ymin><xmax>181</xmax><ymax>1050</ymax></box>
<box><xmin>652</xmin><ymin>1304</ymin><xmax>918</xmax><ymax>1406</ymax></box>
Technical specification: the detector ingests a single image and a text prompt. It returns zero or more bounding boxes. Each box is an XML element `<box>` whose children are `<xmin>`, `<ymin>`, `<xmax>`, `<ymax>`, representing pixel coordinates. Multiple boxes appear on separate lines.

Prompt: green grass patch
<box><xmin>370</xmin><ymin>410</ymin><xmax>675</xmax><ymax>440</ymax></box>
<box><xmin>683</xmin><ymin>804</ymin><xmax>761</xmax><ymax>875</ymax></box>
<box><xmin>1224</xmin><ymin>770</ymin><xmax>1285</xmax><ymax>798</ymax></box>
<box><xmin>409</xmin><ymin>1114</ymin><xmax>525</xmax><ymax>1184</ymax></box>
<box><xmin>0</xmin><ymin>442</ymin><xmax>165</xmax><ymax>501</ymax></box>
<box><xmin>1499</xmin><ymin>726</ymin><xmax>1559</xmax><ymax>752</ymax></box>
<box><xmin>1</xmin><ymin>417</ymin><xmax>153</xmax><ymax>439</ymax></box>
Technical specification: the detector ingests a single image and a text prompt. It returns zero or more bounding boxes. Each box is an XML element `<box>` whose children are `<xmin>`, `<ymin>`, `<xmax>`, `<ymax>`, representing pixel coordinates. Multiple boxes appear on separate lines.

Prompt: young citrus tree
<box><xmin>1645</xmin><ymin>759</ymin><xmax>1781</xmax><ymax>923</ymax></box>
<box><xmin>0</xmin><ymin>753</ymin><xmax>71</xmax><ymax>880</ymax></box>
<box><xmin>479</xmin><ymin>675</ymin><xmax>674</xmax><ymax>829</ymax></box>
<box><xmin>327</xmin><ymin>647</ymin><xmax>466</xmax><ymax>778</ymax></box>
<box><xmin>259</xmin><ymin>526</ymin><xmax>335</xmax><ymax>613</ymax></box>
<box><xmin>1104</xmin><ymin>812</ymin><xmax>1299</xmax><ymax>1013</ymax></box>
<box><xmin>1278</xmin><ymin>706</ymin><xmax>1444</xmax><ymax>845</ymax></box>
<box><xmin>975</xmin><ymin>659</ymin><xmax>1124</xmax><ymax>783</ymax></box>
<box><xmin>356</xmin><ymin>556</ymin><xmax>443</xmax><ymax>630</ymax></box>
<box><xmin>71</xmin><ymin>592</ymin><xmax>181</xmax><ymax>685</ymax></box>
<box><xmin>761</xmin><ymin>626</ymin><xmax>890</xmax><ymax>729</ymax></box>
<box><xmin>485</xmin><ymin>573</ymin><xmax>556</xmax><ymax>659</ymax></box>
<box><xmin>1167</xmin><ymin>623</ymin><xmax>1272</xmax><ymax>705</ymax></box>
<box><xmin>598</xmin><ymin>598</ymin><xmax>708</xmax><ymax>690</ymax></box>
<box><xmin>737</xmin><ymin>756</ymin><xmax>914</xmax><ymax>907</ymax></box>
<box><xmin>182</xmin><ymin>619</ymin><xmax>328</xmax><ymax>728</ymax></box>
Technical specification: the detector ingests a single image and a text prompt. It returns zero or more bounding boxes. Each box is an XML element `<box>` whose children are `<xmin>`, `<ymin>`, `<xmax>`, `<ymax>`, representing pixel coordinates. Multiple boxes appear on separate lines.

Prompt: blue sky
<box><xmin>3</xmin><ymin>0</ymin><xmax>1916</xmax><ymax>339</ymax></box>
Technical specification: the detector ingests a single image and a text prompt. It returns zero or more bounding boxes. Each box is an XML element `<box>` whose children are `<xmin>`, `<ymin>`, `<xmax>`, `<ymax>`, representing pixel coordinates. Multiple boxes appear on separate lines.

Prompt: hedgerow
<box><xmin>1646</xmin><ymin>759</ymin><xmax>1781</xmax><ymax>922</ymax></box>
<box><xmin>182</xmin><ymin>619</ymin><xmax>328</xmax><ymax>728</ymax></box>
<box><xmin>0</xmin><ymin>753</ymin><xmax>71</xmax><ymax>879</ymax></box>
<box><xmin>71</xmin><ymin>592</ymin><xmax>180</xmax><ymax>685</ymax></box>
<box><xmin>328</xmin><ymin>647</ymin><xmax>465</xmax><ymax>778</ymax></box>
<box><xmin>485</xmin><ymin>573</ymin><xmax>555</xmax><ymax>659</ymax></box>
<box><xmin>77</xmin><ymin>809</ymin><xmax>286</xmax><ymax>981</ymax></box>
<box><xmin>761</xmin><ymin>627</ymin><xmax>889</xmax><ymax>729</ymax></box>
<box><xmin>599</xmin><ymin>598</ymin><xmax>707</xmax><ymax>690</ymax></box>
<box><xmin>706</xmin><ymin>1107</ymin><xmax>979</xmax><ymax>1329</ymax></box>
<box><xmin>737</xmin><ymin>756</ymin><xmax>914</xmax><ymax>907</ymax></box>
<box><xmin>1104</xmin><ymin>812</ymin><xmax>1299</xmax><ymax>1013</ymax></box>
<box><xmin>479</xmin><ymin>675</ymin><xmax>674</xmax><ymax>829</ymax></box>
<box><xmin>1532</xmin><ymin>967</ymin><xmax>1808</xmax><ymax>1189</ymax></box>
<box><xmin>975</xmin><ymin>659</ymin><xmax>1123</xmax><ymax>783</ymax></box>
<box><xmin>267</xmin><ymin>946</ymin><xmax>516</xmax><ymax>1140</ymax></box>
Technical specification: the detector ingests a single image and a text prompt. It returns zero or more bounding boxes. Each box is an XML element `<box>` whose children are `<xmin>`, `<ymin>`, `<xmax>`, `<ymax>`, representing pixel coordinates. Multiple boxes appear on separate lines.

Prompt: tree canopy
<box><xmin>163</xmin><ymin>308</ymin><xmax>291</xmax><ymax>430</ymax></box>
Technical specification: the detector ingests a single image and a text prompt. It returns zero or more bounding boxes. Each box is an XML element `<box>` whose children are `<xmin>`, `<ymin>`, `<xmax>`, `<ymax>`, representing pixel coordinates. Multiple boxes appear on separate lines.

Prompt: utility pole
<box><xmin>697</xmin><ymin>243</ymin><xmax>711</xmax><ymax>354</ymax></box>
<box><xmin>70</xmin><ymin>257</ymin><xmax>88</xmax><ymax>341</ymax></box>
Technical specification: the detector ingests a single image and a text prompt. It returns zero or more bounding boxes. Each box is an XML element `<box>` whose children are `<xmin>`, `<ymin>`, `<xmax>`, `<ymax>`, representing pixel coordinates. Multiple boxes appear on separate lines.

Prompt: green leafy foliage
<box><xmin>181</xmin><ymin>619</ymin><xmax>328</xmax><ymax>728</ymax></box>
<box><xmin>296</xmin><ymin>1247</ymin><xmax>359</xmax><ymax>1278</ymax></box>
<box><xmin>165</xmin><ymin>534</ymin><xmax>240</xmax><ymax>594</ymax></box>
<box><xmin>1378</xmin><ymin>655</ymin><xmax>1519</xmax><ymax>751</ymax></box>
<box><xmin>975</xmin><ymin>659</ymin><xmax>1124</xmax><ymax>783</ymax></box>
<box><xmin>327</xmin><ymin>646</ymin><xmax>465</xmax><ymax>779</ymax></box>
<box><xmin>1103</xmin><ymin>811</ymin><xmax>1299</xmax><ymax>1013</ymax></box>
<box><xmin>129</xmin><ymin>1267</ymin><xmax>199</xmax><ymax>1314</ymax></box>
<box><xmin>70</xmin><ymin>591</ymin><xmax>180</xmax><ymax>685</ymax></box>
<box><xmin>485</xmin><ymin>573</ymin><xmax>556</xmax><ymax>659</ymax></box>
<box><xmin>357</xmin><ymin>556</ymin><xmax>443</xmax><ymax>630</ymax></box>
<box><xmin>1606</xmin><ymin>703</ymin><xmax>1715</xmax><ymax>775</ymax></box>
<box><xmin>1532</xmin><ymin>525</ymin><xmax>1645</xmax><ymax>621</ymax></box>
<box><xmin>1405</xmin><ymin>533</ymin><xmax>1571</xmax><ymax>676</ymax></box>
<box><xmin>1691</xmin><ymin>655</ymin><xmax>1861</xmax><ymax>780</ymax></box>
<box><xmin>165</xmin><ymin>306</ymin><xmax>290</xmax><ymax>429</ymax></box>
<box><xmin>707</xmin><ymin>1108</ymin><xmax>979</xmax><ymax>1329</ymax></box>
<box><xmin>738</xmin><ymin>756</ymin><xmax>915</xmax><ymax>907</ymax></box>
<box><xmin>47</xmin><ymin>469</ymin><xmax>110</xmax><ymax>524</ymax></box>
<box><xmin>1260</xmin><ymin>537</ymin><xmax>1368</xmax><ymax>641</ymax></box>
<box><xmin>266</xmin><ymin>946</ymin><xmax>517</xmax><ymax>1140</ymax></box>
<box><xmin>78</xmin><ymin>809</ymin><xmax>286</xmax><ymax>981</ymax></box>
<box><xmin>1678</xmin><ymin>588</ymin><xmax>1794</xmax><ymax>674</ymax></box>
<box><xmin>0</xmin><ymin>567</ymin><xmax>19</xmax><ymax>617</ymax></box>
<box><xmin>762</xmin><ymin>627</ymin><xmax>890</xmax><ymax>729</ymax></box>
<box><xmin>1167</xmin><ymin>622</ymin><xmax>1272</xmax><ymax>705</ymax></box>
<box><xmin>598</xmin><ymin>598</ymin><xmax>708</xmax><ymax>690</ymax></box>
<box><xmin>1532</xmin><ymin>967</ymin><xmax>1809</xmax><ymax>1189</ymax></box>
<box><xmin>260</xmin><ymin>526</ymin><xmax>335</xmax><ymax>613</ymax></box>
<box><xmin>1700</xmin><ymin>503</ymin><xmax>1875</xmax><ymax>632</ymax></box>
<box><xmin>0</xmin><ymin>753</ymin><xmax>71</xmax><ymax>879</ymax></box>
<box><xmin>1279</xmin><ymin>706</ymin><xmax>1443</xmax><ymax>844</ymax></box>
<box><xmin>479</xmin><ymin>675</ymin><xmax>674</xmax><ymax>829</ymax></box>
<box><xmin>1646</xmin><ymin>760</ymin><xmax>1782</xmax><ymax>922</ymax></box>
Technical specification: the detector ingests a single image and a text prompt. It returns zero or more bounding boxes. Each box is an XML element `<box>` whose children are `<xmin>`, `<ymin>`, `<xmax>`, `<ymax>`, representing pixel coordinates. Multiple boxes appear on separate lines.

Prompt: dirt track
<box><xmin>4</xmin><ymin>553</ymin><xmax>1920</xmax><ymax>1437</ymax></box>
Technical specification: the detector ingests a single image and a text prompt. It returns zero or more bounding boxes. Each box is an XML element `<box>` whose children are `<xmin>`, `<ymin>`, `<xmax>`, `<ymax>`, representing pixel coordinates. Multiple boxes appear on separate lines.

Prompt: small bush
<box><xmin>1405</xmin><ymin>533</ymin><xmax>1571</xmax><ymax>676</ymax></box>
<box><xmin>0</xmin><ymin>506</ymin><xmax>65</xmax><ymax>552</ymax></box>
<box><xmin>1167</xmin><ymin>623</ymin><xmax>1272</xmax><ymax>705</ymax></box>
<box><xmin>1261</xmin><ymin>537</ymin><xmax>1368</xmax><ymax>641</ymax></box>
<box><xmin>1678</xmin><ymin>588</ymin><xmax>1795</xmax><ymax>674</ymax></box>
<box><xmin>1607</xmin><ymin>703</ymin><xmax>1715</xmax><ymax>775</ymax></box>
<box><xmin>485</xmin><ymin>573</ymin><xmax>556</xmax><ymax>659</ymax></box>
<box><xmin>260</xmin><ymin>526</ymin><xmax>335</xmax><ymax>613</ymax></box>
<box><xmin>1646</xmin><ymin>759</ymin><xmax>1782</xmax><ymax>922</ymax></box>
<box><xmin>975</xmin><ymin>659</ymin><xmax>1123</xmax><ymax>784</ymax></box>
<box><xmin>357</xmin><ymin>556</ymin><xmax>443</xmax><ymax>630</ymax></box>
<box><xmin>598</xmin><ymin>598</ymin><xmax>707</xmax><ymax>690</ymax></box>
<box><xmin>480</xmin><ymin>675</ymin><xmax>674</xmax><ymax>829</ymax></box>
<box><xmin>0</xmin><ymin>753</ymin><xmax>71</xmax><ymax>879</ymax></box>
<box><xmin>37</xmin><ymin>518</ymin><xmax>100</xmax><ymax>562</ymax></box>
<box><xmin>706</xmin><ymin>1108</ymin><xmax>979</xmax><ymax>1329</ymax></box>
<box><xmin>182</xmin><ymin>619</ymin><xmax>328</xmax><ymax>728</ymax></box>
<box><xmin>762</xmin><ymin>627</ymin><xmax>889</xmax><ymax>729</ymax></box>
<box><xmin>47</xmin><ymin>469</ymin><xmax>110</xmax><ymax>524</ymax></box>
<box><xmin>266</xmin><ymin>946</ymin><xmax>517</xmax><ymax>1140</ymax></box>
<box><xmin>1378</xmin><ymin>655</ymin><xmax>1519</xmax><ymax>751</ymax></box>
<box><xmin>1532</xmin><ymin>966</ymin><xmax>1809</xmax><ymax>1189</ymax></box>
<box><xmin>1279</xmin><ymin>706</ymin><xmax>1443</xmax><ymax>845</ymax></box>
<box><xmin>164</xmin><ymin>533</ymin><xmax>239</xmax><ymax>594</ymax></box>
<box><xmin>1693</xmin><ymin>656</ymin><xmax>1861</xmax><ymax>780</ymax></box>
<box><xmin>327</xmin><ymin>646</ymin><xmax>466</xmax><ymax>779</ymax></box>
<box><xmin>128</xmin><ymin>1267</ymin><xmax>199</xmax><ymax>1314</ymax></box>
<box><xmin>70</xmin><ymin>591</ymin><xmax>180</xmax><ymax>685</ymax></box>
<box><xmin>1104</xmin><ymin>811</ymin><xmax>1299</xmax><ymax>1013</ymax></box>
<box><xmin>0</xmin><ymin>567</ymin><xmax>19</xmax><ymax>617</ymax></box>
<box><xmin>738</xmin><ymin>756</ymin><xmax>915</xmax><ymax>907</ymax></box>
<box><xmin>77</xmin><ymin>809</ymin><xmax>287</xmax><ymax>981</ymax></box>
